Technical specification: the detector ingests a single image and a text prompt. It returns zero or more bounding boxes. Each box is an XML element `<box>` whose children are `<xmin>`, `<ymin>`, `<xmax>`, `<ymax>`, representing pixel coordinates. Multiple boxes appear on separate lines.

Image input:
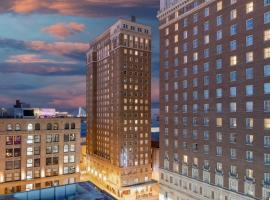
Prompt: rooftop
<box><xmin>0</xmin><ymin>182</ymin><xmax>116</xmax><ymax>200</ymax></box>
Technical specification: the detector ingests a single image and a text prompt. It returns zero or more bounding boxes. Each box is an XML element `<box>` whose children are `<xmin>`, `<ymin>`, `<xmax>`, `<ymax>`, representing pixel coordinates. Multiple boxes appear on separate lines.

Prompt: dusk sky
<box><xmin>0</xmin><ymin>0</ymin><xmax>160</xmax><ymax>112</ymax></box>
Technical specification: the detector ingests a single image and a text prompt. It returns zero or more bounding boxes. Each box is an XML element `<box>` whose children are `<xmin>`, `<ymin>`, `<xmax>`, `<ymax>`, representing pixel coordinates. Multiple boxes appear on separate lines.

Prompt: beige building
<box><xmin>0</xmin><ymin>117</ymin><xmax>81</xmax><ymax>194</ymax></box>
<box><xmin>158</xmin><ymin>0</ymin><xmax>270</xmax><ymax>200</ymax></box>
<box><xmin>86</xmin><ymin>17</ymin><xmax>157</xmax><ymax>199</ymax></box>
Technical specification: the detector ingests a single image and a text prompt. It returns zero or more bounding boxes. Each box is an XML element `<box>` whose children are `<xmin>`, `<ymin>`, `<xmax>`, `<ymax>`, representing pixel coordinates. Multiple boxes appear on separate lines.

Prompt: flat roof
<box><xmin>0</xmin><ymin>182</ymin><xmax>116</xmax><ymax>200</ymax></box>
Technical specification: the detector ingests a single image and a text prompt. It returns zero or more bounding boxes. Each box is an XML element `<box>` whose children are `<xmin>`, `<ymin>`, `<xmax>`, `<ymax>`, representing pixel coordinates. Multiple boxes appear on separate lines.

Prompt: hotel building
<box><xmin>0</xmin><ymin>113</ymin><xmax>81</xmax><ymax>194</ymax></box>
<box><xmin>158</xmin><ymin>0</ymin><xmax>270</xmax><ymax>199</ymax></box>
<box><xmin>86</xmin><ymin>17</ymin><xmax>156</xmax><ymax>199</ymax></box>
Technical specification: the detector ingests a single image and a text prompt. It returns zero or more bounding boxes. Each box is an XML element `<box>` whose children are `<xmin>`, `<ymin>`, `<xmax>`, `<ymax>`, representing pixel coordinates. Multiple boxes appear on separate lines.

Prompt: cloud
<box><xmin>0</xmin><ymin>38</ymin><xmax>89</xmax><ymax>61</ymax></box>
<box><xmin>6</xmin><ymin>54</ymin><xmax>77</xmax><ymax>64</ymax></box>
<box><xmin>2</xmin><ymin>0</ymin><xmax>158</xmax><ymax>18</ymax></box>
<box><xmin>0</xmin><ymin>62</ymin><xmax>85</xmax><ymax>76</ymax></box>
<box><xmin>151</xmin><ymin>78</ymin><xmax>159</xmax><ymax>102</ymax></box>
<box><xmin>42</xmin><ymin>22</ymin><xmax>86</xmax><ymax>39</ymax></box>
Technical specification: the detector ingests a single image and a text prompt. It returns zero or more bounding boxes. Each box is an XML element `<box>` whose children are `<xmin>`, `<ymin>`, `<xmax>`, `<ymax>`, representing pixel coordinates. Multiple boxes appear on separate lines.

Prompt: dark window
<box><xmin>5</xmin><ymin>161</ymin><xmax>13</xmax><ymax>170</ymax></box>
<box><xmin>35</xmin><ymin>123</ymin><xmax>40</xmax><ymax>130</ymax></box>
<box><xmin>53</xmin><ymin>157</ymin><xmax>58</xmax><ymax>165</ymax></box>
<box><xmin>71</xmin><ymin>123</ymin><xmax>75</xmax><ymax>129</ymax></box>
<box><xmin>14</xmin><ymin>160</ymin><xmax>20</xmax><ymax>169</ymax></box>
<box><xmin>14</xmin><ymin>136</ymin><xmax>21</xmax><ymax>145</ymax></box>
<box><xmin>47</xmin><ymin>123</ymin><xmax>52</xmax><ymax>130</ymax></box>
<box><xmin>64</xmin><ymin>123</ymin><xmax>70</xmax><ymax>130</ymax></box>
<box><xmin>46</xmin><ymin>157</ymin><xmax>52</xmax><ymax>165</ymax></box>
<box><xmin>34</xmin><ymin>159</ymin><xmax>40</xmax><ymax>167</ymax></box>
<box><xmin>14</xmin><ymin>148</ymin><xmax>21</xmax><ymax>157</ymax></box>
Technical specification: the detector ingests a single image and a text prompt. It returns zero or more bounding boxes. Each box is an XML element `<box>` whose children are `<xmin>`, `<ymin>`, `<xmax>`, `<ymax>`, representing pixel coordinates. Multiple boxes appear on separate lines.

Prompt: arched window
<box><xmin>27</xmin><ymin>123</ymin><xmax>33</xmax><ymax>131</ymax></box>
<box><xmin>71</xmin><ymin>123</ymin><xmax>75</xmax><ymax>129</ymax></box>
<box><xmin>35</xmin><ymin>123</ymin><xmax>40</xmax><ymax>130</ymax></box>
<box><xmin>47</xmin><ymin>123</ymin><xmax>52</xmax><ymax>130</ymax></box>
<box><xmin>7</xmin><ymin>124</ymin><xmax>12</xmax><ymax>131</ymax></box>
<box><xmin>64</xmin><ymin>123</ymin><xmax>70</xmax><ymax>130</ymax></box>
<box><xmin>15</xmin><ymin>124</ymin><xmax>21</xmax><ymax>131</ymax></box>
<box><xmin>53</xmin><ymin>123</ymin><xmax>59</xmax><ymax>130</ymax></box>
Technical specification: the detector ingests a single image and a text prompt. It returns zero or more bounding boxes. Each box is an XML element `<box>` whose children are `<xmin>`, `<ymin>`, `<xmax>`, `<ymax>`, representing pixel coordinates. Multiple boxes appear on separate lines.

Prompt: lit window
<box><xmin>230</xmin><ymin>56</ymin><xmax>237</xmax><ymax>66</ymax></box>
<box><xmin>246</xmin><ymin>52</ymin><xmax>253</xmax><ymax>63</ymax></box>
<box><xmin>265</xmin><ymin>48</ymin><xmax>270</xmax><ymax>59</ymax></box>
<box><xmin>27</xmin><ymin>124</ymin><xmax>33</xmax><ymax>131</ymax></box>
<box><xmin>217</xmin><ymin>1</ymin><xmax>222</xmax><ymax>11</ymax></box>
<box><xmin>264</xmin><ymin>119</ymin><xmax>270</xmax><ymax>129</ymax></box>
<box><xmin>265</xmin><ymin>30</ymin><xmax>270</xmax><ymax>41</ymax></box>
<box><xmin>246</xmin><ymin>2</ymin><xmax>254</xmax><ymax>13</ymax></box>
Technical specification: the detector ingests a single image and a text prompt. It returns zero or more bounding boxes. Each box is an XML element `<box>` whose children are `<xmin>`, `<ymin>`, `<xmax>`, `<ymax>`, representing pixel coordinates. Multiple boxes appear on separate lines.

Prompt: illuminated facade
<box><xmin>0</xmin><ymin>118</ymin><xmax>81</xmax><ymax>194</ymax></box>
<box><xmin>86</xmin><ymin>17</ymin><xmax>156</xmax><ymax>199</ymax></box>
<box><xmin>158</xmin><ymin>0</ymin><xmax>270</xmax><ymax>200</ymax></box>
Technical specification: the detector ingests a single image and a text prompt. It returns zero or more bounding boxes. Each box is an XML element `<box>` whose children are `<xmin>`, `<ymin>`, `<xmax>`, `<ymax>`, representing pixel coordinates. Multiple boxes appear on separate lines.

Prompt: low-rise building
<box><xmin>0</xmin><ymin>103</ymin><xmax>81</xmax><ymax>194</ymax></box>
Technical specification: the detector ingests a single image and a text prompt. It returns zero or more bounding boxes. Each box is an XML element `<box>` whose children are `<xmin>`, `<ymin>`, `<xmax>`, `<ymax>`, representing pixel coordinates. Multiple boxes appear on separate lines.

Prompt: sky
<box><xmin>0</xmin><ymin>0</ymin><xmax>160</xmax><ymax>113</ymax></box>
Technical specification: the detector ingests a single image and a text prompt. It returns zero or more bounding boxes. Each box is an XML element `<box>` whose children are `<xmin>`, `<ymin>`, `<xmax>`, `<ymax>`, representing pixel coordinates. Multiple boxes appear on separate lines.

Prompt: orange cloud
<box><xmin>27</xmin><ymin>41</ymin><xmax>89</xmax><ymax>56</ymax></box>
<box><xmin>9</xmin><ymin>0</ymin><xmax>158</xmax><ymax>17</ymax></box>
<box><xmin>42</xmin><ymin>22</ymin><xmax>86</xmax><ymax>39</ymax></box>
<box><xmin>6</xmin><ymin>54</ymin><xmax>77</xmax><ymax>64</ymax></box>
<box><xmin>151</xmin><ymin>78</ymin><xmax>159</xmax><ymax>102</ymax></box>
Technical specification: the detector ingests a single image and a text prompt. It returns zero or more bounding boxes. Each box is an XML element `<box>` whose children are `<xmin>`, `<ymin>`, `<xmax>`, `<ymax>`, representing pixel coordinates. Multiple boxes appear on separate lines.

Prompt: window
<box><xmin>246</xmin><ymin>85</ymin><xmax>253</xmax><ymax>96</ymax></box>
<box><xmin>71</xmin><ymin>123</ymin><xmax>76</xmax><ymax>129</ymax></box>
<box><xmin>265</xmin><ymin>119</ymin><xmax>270</xmax><ymax>129</ymax></box>
<box><xmin>47</xmin><ymin>123</ymin><xmax>52</xmax><ymax>130</ymax></box>
<box><xmin>6</xmin><ymin>136</ymin><xmax>13</xmax><ymax>145</ymax></box>
<box><xmin>265</xmin><ymin>0</ymin><xmax>270</xmax><ymax>6</ymax></box>
<box><xmin>27</xmin><ymin>124</ymin><xmax>33</xmax><ymax>131</ymax></box>
<box><xmin>264</xmin><ymin>83</ymin><xmax>270</xmax><ymax>94</ymax></box>
<box><xmin>265</xmin><ymin>11</ymin><xmax>270</xmax><ymax>24</ymax></box>
<box><xmin>230</xmin><ymin>40</ymin><xmax>237</xmax><ymax>51</ymax></box>
<box><xmin>230</xmin><ymin>9</ymin><xmax>237</xmax><ymax>20</ymax></box>
<box><xmin>264</xmin><ymin>154</ymin><xmax>270</xmax><ymax>165</ymax></box>
<box><xmin>246</xmin><ymin>118</ymin><xmax>254</xmax><ymax>129</ymax></box>
<box><xmin>27</xmin><ymin>147</ymin><xmax>33</xmax><ymax>156</ymax></box>
<box><xmin>33</xmin><ymin>124</ymin><xmax>40</xmax><ymax>131</ymax></box>
<box><xmin>265</xmin><ymin>136</ymin><xmax>270</xmax><ymax>147</ymax></box>
<box><xmin>230</xmin><ymin>118</ymin><xmax>237</xmax><ymax>128</ymax></box>
<box><xmin>230</xmin><ymin>149</ymin><xmax>237</xmax><ymax>159</ymax></box>
<box><xmin>230</xmin><ymin>87</ymin><xmax>237</xmax><ymax>97</ymax></box>
<box><xmin>246</xmin><ymin>19</ymin><xmax>254</xmax><ymax>30</ymax></box>
<box><xmin>265</xmin><ymin>100</ymin><xmax>270</xmax><ymax>112</ymax></box>
<box><xmin>34</xmin><ymin>135</ymin><xmax>40</xmax><ymax>143</ymax></box>
<box><xmin>27</xmin><ymin>135</ymin><xmax>33</xmax><ymax>144</ymax></box>
<box><xmin>265</xmin><ymin>48</ymin><xmax>270</xmax><ymax>59</ymax></box>
<box><xmin>246</xmin><ymin>151</ymin><xmax>254</xmax><ymax>162</ymax></box>
<box><xmin>246</xmin><ymin>101</ymin><xmax>253</xmax><ymax>112</ymax></box>
<box><xmin>230</xmin><ymin>71</ymin><xmax>237</xmax><ymax>82</ymax></box>
<box><xmin>217</xmin><ymin>1</ymin><xmax>222</xmax><ymax>11</ymax></box>
<box><xmin>230</xmin><ymin>102</ymin><xmax>237</xmax><ymax>112</ymax></box>
<box><xmin>27</xmin><ymin>159</ymin><xmax>33</xmax><ymax>168</ymax></box>
<box><xmin>246</xmin><ymin>68</ymin><xmax>253</xmax><ymax>79</ymax></box>
<box><xmin>246</xmin><ymin>52</ymin><xmax>253</xmax><ymax>63</ymax></box>
<box><xmin>216</xmin><ymin>88</ymin><xmax>222</xmax><ymax>98</ymax></box>
<box><xmin>264</xmin><ymin>65</ymin><xmax>270</xmax><ymax>77</ymax></box>
<box><xmin>230</xmin><ymin>24</ymin><xmax>237</xmax><ymax>35</ymax></box>
<box><xmin>246</xmin><ymin>135</ymin><xmax>254</xmax><ymax>145</ymax></box>
<box><xmin>246</xmin><ymin>35</ymin><xmax>253</xmax><ymax>46</ymax></box>
<box><xmin>264</xmin><ymin>173</ymin><xmax>270</xmax><ymax>185</ymax></box>
<box><xmin>230</xmin><ymin>56</ymin><xmax>237</xmax><ymax>66</ymax></box>
<box><xmin>265</xmin><ymin>30</ymin><xmax>270</xmax><ymax>41</ymax></box>
<box><xmin>216</xmin><ymin>118</ymin><xmax>223</xmax><ymax>127</ymax></box>
<box><xmin>246</xmin><ymin>2</ymin><xmax>254</xmax><ymax>13</ymax></box>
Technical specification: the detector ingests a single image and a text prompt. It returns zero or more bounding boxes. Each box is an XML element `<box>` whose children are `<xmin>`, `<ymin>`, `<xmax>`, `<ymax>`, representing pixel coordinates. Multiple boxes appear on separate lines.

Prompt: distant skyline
<box><xmin>0</xmin><ymin>0</ymin><xmax>160</xmax><ymax>111</ymax></box>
